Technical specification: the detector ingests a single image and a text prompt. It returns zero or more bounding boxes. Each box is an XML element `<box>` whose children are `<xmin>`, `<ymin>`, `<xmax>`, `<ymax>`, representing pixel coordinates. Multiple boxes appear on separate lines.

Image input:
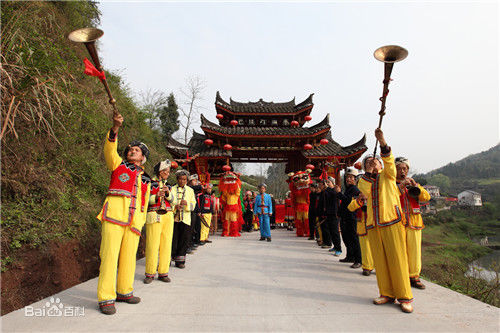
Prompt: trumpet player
<box><xmin>395</xmin><ymin>157</ymin><xmax>431</xmax><ymax>290</ymax></box>
<box><xmin>197</xmin><ymin>183</ymin><xmax>215</xmax><ymax>244</ymax></box>
<box><xmin>168</xmin><ymin>169</ymin><xmax>197</xmax><ymax>268</ymax></box>
<box><xmin>348</xmin><ymin>192</ymin><xmax>375</xmax><ymax>276</ymax></box>
<box><xmin>358</xmin><ymin>128</ymin><xmax>413</xmax><ymax>313</ymax></box>
<box><xmin>96</xmin><ymin>113</ymin><xmax>151</xmax><ymax>315</ymax></box>
<box><xmin>144</xmin><ymin>160</ymin><xmax>174</xmax><ymax>284</ymax></box>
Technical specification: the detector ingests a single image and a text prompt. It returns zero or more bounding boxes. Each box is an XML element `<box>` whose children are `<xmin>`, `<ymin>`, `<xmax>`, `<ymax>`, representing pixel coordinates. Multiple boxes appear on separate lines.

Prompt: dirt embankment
<box><xmin>1</xmin><ymin>236</ymin><xmax>147</xmax><ymax>315</ymax></box>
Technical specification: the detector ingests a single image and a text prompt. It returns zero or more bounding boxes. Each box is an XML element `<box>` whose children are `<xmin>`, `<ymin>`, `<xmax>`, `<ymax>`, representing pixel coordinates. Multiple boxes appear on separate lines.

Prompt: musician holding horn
<box><xmin>395</xmin><ymin>157</ymin><xmax>431</xmax><ymax>290</ymax></box>
<box><xmin>144</xmin><ymin>159</ymin><xmax>174</xmax><ymax>284</ymax></box>
<box><xmin>197</xmin><ymin>183</ymin><xmax>216</xmax><ymax>244</ymax></box>
<box><xmin>96</xmin><ymin>113</ymin><xmax>151</xmax><ymax>315</ymax></box>
<box><xmin>358</xmin><ymin>128</ymin><xmax>414</xmax><ymax>313</ymax></box>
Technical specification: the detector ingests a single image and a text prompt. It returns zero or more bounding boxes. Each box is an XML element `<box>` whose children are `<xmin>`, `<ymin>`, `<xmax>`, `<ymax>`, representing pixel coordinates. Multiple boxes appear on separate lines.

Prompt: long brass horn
<box><xmin>372</xmin><ymin>45</ymin><xmax>408</xmax><ymax>155</ymax></box>
<box><xmin>68</xmin><ymin>28</ymin><xmax>118</xmax><ymax>115</ymax></box>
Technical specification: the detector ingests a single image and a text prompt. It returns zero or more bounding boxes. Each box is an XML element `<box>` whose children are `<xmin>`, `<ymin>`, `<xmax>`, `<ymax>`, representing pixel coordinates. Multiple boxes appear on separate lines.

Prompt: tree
<box><xmin>178</xmin><ymin>76</ymin><xmax>206</xmax><ymax>144</ymax></box>
<box><xmin>158</xmin><ymin>93</ymin><xmax>180</xmax><ymax>140</ymax></box>
<box><xmin>429</xmin><ymin>173</ymin><xmax>451</xmax><ymax>192</ymax></box>
<box><xmin>138</xmin><ymin>88</ymin><xmax>169</xmax><ymax>128</ymax></box>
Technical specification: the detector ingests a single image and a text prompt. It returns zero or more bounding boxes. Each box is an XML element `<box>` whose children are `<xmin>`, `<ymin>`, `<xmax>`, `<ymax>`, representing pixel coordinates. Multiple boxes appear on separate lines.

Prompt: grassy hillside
<box><xmin>1</xmin><ymin>1</ymin><xmax>169</xmax><ymax>314</ymax></box>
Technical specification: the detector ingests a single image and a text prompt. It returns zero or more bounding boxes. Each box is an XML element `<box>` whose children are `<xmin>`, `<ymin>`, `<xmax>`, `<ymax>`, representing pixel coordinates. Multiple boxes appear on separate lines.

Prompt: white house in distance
<box><xmin>458</xmin><ymin>190</ymin><xmax>482</xmax><ymax>206</ymax></box>
<box><xmin>424</xmin><ymin>185</ymin><xmax>440</xmax><ymax>198</ymax></box>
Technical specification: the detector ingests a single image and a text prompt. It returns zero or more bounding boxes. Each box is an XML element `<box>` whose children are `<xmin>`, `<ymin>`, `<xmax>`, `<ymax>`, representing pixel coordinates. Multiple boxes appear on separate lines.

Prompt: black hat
<box><xmin>123</xmin><ymin>140</ymin><xmax>150</xmax><ymax>164</ymax></box>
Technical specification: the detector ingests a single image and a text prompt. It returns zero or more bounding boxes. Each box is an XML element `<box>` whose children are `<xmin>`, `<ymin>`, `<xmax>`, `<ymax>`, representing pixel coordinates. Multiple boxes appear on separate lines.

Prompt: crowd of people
<box><xmin>96</xmin><ymin>113</ymin><xmax>429</xmax><ymax>315</ymax></box>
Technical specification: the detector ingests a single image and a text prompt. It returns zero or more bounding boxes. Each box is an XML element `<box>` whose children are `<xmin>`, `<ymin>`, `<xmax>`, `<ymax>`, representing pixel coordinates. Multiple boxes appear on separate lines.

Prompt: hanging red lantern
<box><xmin>230</xmin><ymin>120</ymin><xmax>238</xmax><ymax>126</ymax></box>
<box><xmin>223</xmin><ymin>144</ymin><xmax>232</xmax><ymax>151</ymax></box>
<box><xmin>216</xmin><ymin>114</ymin><xmax>224</xmax><ymax>120</ymax></box>
<box><xmin>303</xmin><ymin>143</ymin><xmax>313</xmax><ymax>150</ymax></box>
<box><xmin>306</xmin><ymin>164</ymin><xmax>315</xmax><ymax>170</ymax></box>
<box><xmin>222</xmin><ymin>165</ymin><xmax>231</xmax><ymax>172</ymax></box>
<box><xmin>291</xmin><ymin>120</ymin><xmax>299</xmax><ymax>127</ymax></box>
<box><xmin>320</xmin><ymin>139</ymin><xmax>329</xmax><ymax>145</ymax></box>
<box><xmin>170</xmin><ymin>161</ymin><xmax>178</xmax><ymax>169</ymax></box>
<box><xmin>182</xmin><ymin>163</ymin><xmax>188</xmax><ymax>167</ymax></box>
<box><xmin>304</xmin><ymin>115</ymin><xmax>312</xmax><ymax>121</ymax></box>
<box><xmin>204</xmin><ymin>139</ymin><xmax>213</xmax><ymax>146</ymax></box>
<box><xmin>354</xmin><ymin>162</ymin><xmax>363</xmax><ymax>170</ymax></box>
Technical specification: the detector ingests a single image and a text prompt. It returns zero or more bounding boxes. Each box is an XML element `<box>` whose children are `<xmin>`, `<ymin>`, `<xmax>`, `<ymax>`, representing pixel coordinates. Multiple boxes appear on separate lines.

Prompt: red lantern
<box><xmin>170</xmin><ymin>161</ymin><xmax>178</xmax><ymax>169</ymax></box>
<box><xmin>320</xmin><ymin>139</ymin><xmax>329</xmax><ymax>145</ymax></box>
<box><xmin>204</xmin><ymin>139</ymin><xmax>213</xmax><ymax>146</ymax></box>
<box><xmin>303</xmin><ymin>144</ymin><xmax>313</xmax><ymax>150</ymax></box>
<box><xmin>354</xmin><ymin>162</ymin><xmax>363</xmax><ymax>170</ymax></box>
<box><xmin>230</xmin><ymin>120</ymin><xmax>238</xmax><ymax>126</ymax></box>
<box><xmin>216</xmin><ymin>114</ymin><xmax>224</xmax><ymax>120</ymax></box>
<box><xmin>291</xmin><ymin>120</ymin><xmax>299</xmax><ymax>127</ymax></box>
<box><xmin>304</xmin><ymin>115</ymin><xmax>312</xmax><ymax>121</ymax></box>
<box><xmin>182</xmin><ymin>163</ymin><xmax>188</xmax><ymax>167</ymax></box>
<box><xmin>222</xmin><ymin>165</ymin><xmax>231</xmax><ymax>172</ymax></box>
<box><xmin>223</xmin><ymin>144</ymin><xmax>232</xmax><ymax>151</ymax></box>
<box><xmin>306</xmin><ymin>164</ymin><xmax>315</xmax><ymax>170</ymax></box>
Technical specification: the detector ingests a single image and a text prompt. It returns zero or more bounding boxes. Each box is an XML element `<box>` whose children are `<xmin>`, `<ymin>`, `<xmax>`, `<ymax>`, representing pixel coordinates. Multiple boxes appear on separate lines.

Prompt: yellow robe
<box><xmin>97</xmin><ymin>131</ymin><xmax>151</xmax><ymax>304</ymax></box>
<box><xmin>145</xmin><ymin>177</ymin><xmax>174</xmax><ymax>278</ymax></box>
<box><xmin>348</xmin><ymin>198</ymin><xmax>374</xmax><ymax>271</ymax></box>
<box><xmin>358</xmin><ymin>150</ymin><xmax>412</xmax><ymax>302</ymax></box>
<box><xmin>400</xmin><ymin>185</ymin><xmax>431</xmax><ymax>278</ymax></box>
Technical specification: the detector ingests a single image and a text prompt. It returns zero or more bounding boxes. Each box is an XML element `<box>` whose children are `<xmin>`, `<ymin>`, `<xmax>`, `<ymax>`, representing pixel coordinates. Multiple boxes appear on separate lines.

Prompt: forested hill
<box><xmin>414</xmin><ymin>144</ymin><xmax>500</xmax><ymax>200</ymax></box>
<box><xmin>428</xmin><ymin>144</ymin><xmax>500</xmax><ymax>179</ymax></box>
<box><xmin>0</xmin><ymin>1</ymin><xmax>169</xmax><ymax>314</ymax></box>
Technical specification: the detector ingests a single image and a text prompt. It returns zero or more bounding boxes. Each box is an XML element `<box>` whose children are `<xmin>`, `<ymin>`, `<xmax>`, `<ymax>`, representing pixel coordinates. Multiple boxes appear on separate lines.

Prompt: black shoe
<box><xmin>116</xmin><ymin>295</ymin><xmax>141</xmax><ymax>304</ymax></box>
<box><xmin>259</xmin><ymin>237</ymin><xmax>266</xmax><ymax>241</ymax></box>
<box><xmin>267</xmin><ymin>237</ymin><xmax>272</xmax><ymax>242</ymax></box>
<box><xmin>175</xmin><ymin>262</ymin><xmax>185</xmax><ymax>269</ymax></box>
<box><xmin>99</xmin><ymin>303</ymin><xmax>116</xmax><ymax>315</ymax></box>
<box><xmin>192</xmin><ymin>243</ymin><xmax>199</xmax><ymax>248</ymax></box>
<box><xmin>204</xmin><ymin>240</ymin><xmax>212</xmax><ymax>243</ymax></box>
<box><xmin>362</xmin><ymin>269</ymin><xmax>372</xmax><ymax>276</ymax></box>
<box><xmin>307</xmin><ymin>237</ymin><xmax>314</xmax><ymax>240</ymax></box>
<box><xmin>143</xmin><ymin>276</ymin><xmax>154</xmax><ymax>284</ymax></box>
<box><xmin>158</xmin><ymin>276</ymin><xmax>171</xmax><ymax>283</ymax></box>
<box><xmin>339</xmin><ymin>257</ymin><xmax>354</xmax><ymax>263</ymax></box>
<box><xmin>350</xmin><ymin>262</ymin><xmax>362</xmax><ymax>269</ymax></box>
<box><xmin>199</xmin><ymin>241</ymin><xmax>206</xmax><ymax>246</ymax></box>
<box><xmin>186</xmin><ymin>248</ymin><xmax>193</xmax><ymax>254</ymax></box>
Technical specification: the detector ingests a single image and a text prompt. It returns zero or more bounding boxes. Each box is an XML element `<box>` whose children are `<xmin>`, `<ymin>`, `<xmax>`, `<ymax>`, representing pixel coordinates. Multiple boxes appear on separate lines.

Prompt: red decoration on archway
<box><xmin>354</xmin><ymin>162</ymin><xmax>363</xmax><ymax>170</ymax></box>
<box><xmin>222</xmin><ymin>165</ymin><xmax>231</xmax><ymax>172</ymax></box>
<box><xmin>291</xmin><ymin>120</ymin><xmax>299</xmax><ymax>127</ymax></box>
<box><xmin>304</xmin><ymin>115</ymin><xmax>312</xmax><ymax>121</ymax></box>
<box><xmin>171</xmin><ymin>161</ymin><xmax>179</xmax><ymax>169</ymax></box>
<box><xmin>216</xmin><ymin>114</ymin><xmax>224</xmax><ymax>120</ymax></box>
<box><xmin>230</xmin><ymin>120</ymin><xmax>238</xmax><ymax>126</ymax></box>
<box><xmin>204</xmin><ymin>139</ymin><xmax>213</xmax><ymax>146</ymax></box>
<box><xmin>306</xmin><ymin>164</ymin><xmax>315</xmax><ymax>170</ymax></box>
<box><xmin>320</xmin><ymin>139</ymin><xmax>329</xmax><ymax>145</ymax></box>
<box><xmin>303</xmin><ymin>143</ymin><xmax>313</xmax><ymax>150</ymax></box>
<box><xmin>223</xmin><ymin>144</ymin><xmax>233</xmax><ymax>151</ymax></box>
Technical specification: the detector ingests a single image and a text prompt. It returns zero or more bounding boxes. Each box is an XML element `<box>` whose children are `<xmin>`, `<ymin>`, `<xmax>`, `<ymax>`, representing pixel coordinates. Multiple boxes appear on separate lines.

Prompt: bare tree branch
<box><xmin>177</xmin><ymin>75</ymin><xmax>206</xmax><ymax>144</ymax></box>
<box><xmin>138</xmin><ymin>88</ymin><xmax>169</xmax><ymax>128</ymax></box>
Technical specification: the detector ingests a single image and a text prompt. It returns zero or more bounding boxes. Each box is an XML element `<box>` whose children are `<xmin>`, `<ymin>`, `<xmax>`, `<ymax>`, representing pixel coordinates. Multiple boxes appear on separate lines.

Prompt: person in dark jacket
<box><xmin>308</xmin><ymin>183</ymin><xmax>319</xmax><ymax>240</ymax></box>
<box><xmin>337</xmin><ymin>168</ymin><xmax>362</xmax><ymax>267</ymax></box>
<box><xmin>322</xmin><ymin>178</ymin><xmax>342</xmax><ymax>255</ymax></box>
<box><xmin>188</xmin><ymin>174</ymin><xmax>203</xmax><ymax>252</ymax></box>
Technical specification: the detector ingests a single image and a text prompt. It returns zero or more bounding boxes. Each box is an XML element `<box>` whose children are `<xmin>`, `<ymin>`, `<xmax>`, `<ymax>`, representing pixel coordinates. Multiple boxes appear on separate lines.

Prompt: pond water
<box><xmin>466</xmin><ymin>250</ymin><xmax>500</xmax><ymax>283</ymax></box>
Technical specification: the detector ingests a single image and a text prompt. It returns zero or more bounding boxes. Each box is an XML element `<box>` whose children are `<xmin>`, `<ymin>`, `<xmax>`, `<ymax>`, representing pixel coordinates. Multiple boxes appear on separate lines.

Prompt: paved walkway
<box><xmin>2</xmin><ymin>229</ymin><xmax>499</xmax><ymax>332</ymax></box>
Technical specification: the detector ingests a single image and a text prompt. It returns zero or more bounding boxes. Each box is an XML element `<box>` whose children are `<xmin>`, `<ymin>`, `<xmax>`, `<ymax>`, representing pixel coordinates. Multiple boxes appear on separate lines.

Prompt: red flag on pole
<box><xmin>83</xmin><ymin>58</ymin><xmax>106</xmax><ymax>81</ymax></box>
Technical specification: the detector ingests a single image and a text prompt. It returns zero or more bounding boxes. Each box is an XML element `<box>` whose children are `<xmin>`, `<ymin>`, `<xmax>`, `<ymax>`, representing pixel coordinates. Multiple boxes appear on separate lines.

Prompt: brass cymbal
<box><xmin>374</xmin><ymin>45</ymin><xmax>408</xmax><ymax>63</ymax></box>
<box><xmin>68</xmin><ymin>27</ymin><xmax>104</xmax><ymax>43</ymax></box>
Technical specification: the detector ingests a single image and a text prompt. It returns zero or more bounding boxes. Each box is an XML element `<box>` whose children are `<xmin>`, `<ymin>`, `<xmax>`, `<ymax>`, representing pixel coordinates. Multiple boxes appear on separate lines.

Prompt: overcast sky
<box><xmin>98</xmin><ymin>1</ymin><xmax>499</xmax><ymax>174</ymax></box>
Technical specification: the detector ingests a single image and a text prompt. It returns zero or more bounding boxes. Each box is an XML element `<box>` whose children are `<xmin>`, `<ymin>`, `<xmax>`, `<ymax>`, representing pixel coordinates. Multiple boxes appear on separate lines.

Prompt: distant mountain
<box><xmin>415</xmin><ymin>144</ymin><xmax>500</xmax><ymax>200</ymax></box>
<box><xmin>428</xmin><ymin>144</ymin><xmax>500</xmax><ymax>179</ymax></box>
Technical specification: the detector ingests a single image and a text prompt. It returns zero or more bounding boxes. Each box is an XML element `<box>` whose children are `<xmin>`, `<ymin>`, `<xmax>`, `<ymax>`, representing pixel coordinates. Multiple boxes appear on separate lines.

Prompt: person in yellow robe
<box><xmin>167</xmin><ymin>169</ymin><xmax>197</xmax><ymax>268</ymax></box>
<box><xmin>348</xmin><ymin>192</ymin><xmax>375</xmax><ymax>276</ymax></box>
<box><xmin>395</xmin><ymin>156</ymin><xmax>431</xmax><ymax>289</ymax></box>
<box><xmin>144</xmin><ymin>160</ymin><xmax>174</xmax><ymax>284</ymax></box>
<box><xmin>96</xmin><ymin>113</ymin><xmax>151</xmax><ymax>315</ymax></box>
<box><xmin>358</xmin><ymin>128</ymin><xmax>413</xmax><ymax>313</ymax></box>
<box><xmin>198</xmin><ymin>183</ymin><xmax>215</xmax><ymax>244</ymax></box>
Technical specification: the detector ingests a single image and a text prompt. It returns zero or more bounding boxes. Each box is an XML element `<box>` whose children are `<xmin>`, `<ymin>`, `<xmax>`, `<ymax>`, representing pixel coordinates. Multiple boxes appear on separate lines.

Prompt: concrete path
<box><xmin>2</xmin><ymin>229</ymin><xmax>499</xmax><ymax>332</ymax></box>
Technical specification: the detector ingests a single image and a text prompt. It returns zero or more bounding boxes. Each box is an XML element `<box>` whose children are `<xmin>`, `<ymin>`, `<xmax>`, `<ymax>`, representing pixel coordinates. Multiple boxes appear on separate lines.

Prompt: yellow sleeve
<box><xmin>104</xmin><ymin>130</ymin><xmax>123</xmax><ymax>171</ymax></box>
<box><xmin>381</xmin><ymin>150</ymin><xmax>396</xmax><ymax>181</ymax></box>
<box><xmin>348</xmin><ymin>198</ymin><xmax>361</xmax><ymax>212</ymax></box>
<box><xmin>418</xmin><ymin>185</ymin><xmax>431</xmax><ymax>202</ymax></box>
<box><xmin>185</xmin><ymin>188</ymin><xmax>196</xmax><ymax>212</ymax></box>
<box><xmin>358</xmin><ymin>177</ymin><xmax>372</xmax><ymax>197</ymax></box>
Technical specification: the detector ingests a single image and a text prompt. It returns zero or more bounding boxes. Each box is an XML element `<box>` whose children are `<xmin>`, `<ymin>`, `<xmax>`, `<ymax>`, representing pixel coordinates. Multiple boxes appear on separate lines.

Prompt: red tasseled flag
<box><xmin>320</xmin><ymin>167</ymin><xmax>328</xmax><ymax>180</ymax></box>
<box><xmin>83</xmin><ymin>58</ymin><xmax>106</xmax><ymax>81</ymax></box>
